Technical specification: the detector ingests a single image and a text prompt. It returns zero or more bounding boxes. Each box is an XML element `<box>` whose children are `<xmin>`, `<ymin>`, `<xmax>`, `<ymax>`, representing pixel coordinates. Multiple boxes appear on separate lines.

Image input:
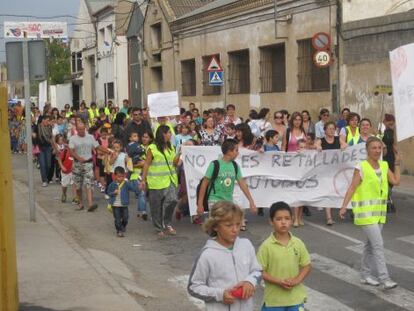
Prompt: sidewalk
<box><xmin>394</xmin><ymin>174</ymin><xmax>414</xmax><ymax>197</ymax></box>
<box><xmin>14</xmin><ymin>180</ymin><xmax>145</xmax><ymax>311</ymax></box>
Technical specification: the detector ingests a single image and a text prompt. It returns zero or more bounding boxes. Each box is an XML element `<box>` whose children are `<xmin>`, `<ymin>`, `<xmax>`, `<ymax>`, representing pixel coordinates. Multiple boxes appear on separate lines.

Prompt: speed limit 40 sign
<box><xmin>313</xmin><ymin>50</ymin><xmax>332</xmax><ymax>68</ymax></box>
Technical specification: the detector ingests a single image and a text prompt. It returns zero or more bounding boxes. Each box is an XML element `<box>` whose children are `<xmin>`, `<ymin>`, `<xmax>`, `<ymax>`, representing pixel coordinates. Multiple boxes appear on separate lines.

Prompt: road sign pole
<box><xmin>22</xmin><ymin>37</ymin><xmax>36</xmax><ymax>222</ymax></box>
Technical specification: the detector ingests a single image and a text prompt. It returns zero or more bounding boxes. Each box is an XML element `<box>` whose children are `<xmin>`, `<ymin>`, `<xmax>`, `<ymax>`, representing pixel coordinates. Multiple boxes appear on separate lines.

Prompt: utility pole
<box><xmin>22</xmin><ymin>34</ymin><xmax>36</xmax><ymax>222</ymax></box>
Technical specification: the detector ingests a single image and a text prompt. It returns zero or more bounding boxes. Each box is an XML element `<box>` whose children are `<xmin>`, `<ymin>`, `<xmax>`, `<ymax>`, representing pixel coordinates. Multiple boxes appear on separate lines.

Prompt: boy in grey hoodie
<box><xmin>188</xmin><ymin>201</ymin><xmax>262</xmax><ymax>311</ymax></box>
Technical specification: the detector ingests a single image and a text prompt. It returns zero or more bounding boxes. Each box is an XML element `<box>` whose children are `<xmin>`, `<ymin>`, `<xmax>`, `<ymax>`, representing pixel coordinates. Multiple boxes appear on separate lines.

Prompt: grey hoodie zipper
<box><xmin>231</xmin><ymin>250</ymin><xmax>241</xmax><ymax>311</ymax></box>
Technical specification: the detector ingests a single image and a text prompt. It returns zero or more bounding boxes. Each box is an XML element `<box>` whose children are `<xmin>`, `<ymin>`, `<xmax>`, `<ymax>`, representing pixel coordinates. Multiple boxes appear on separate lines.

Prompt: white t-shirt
<box><xmin>355</xmin><ymin>163</ymin><xmax>382</xmax><ymax>181</ymax></box>
<box><xmin>111</xmin><ymin>152</ymin><xmax>127</xmax><ymax>172</ymax></box>
<box><xmin>248</xmin><ymin>119</ymin><xmax>272</xmax><ymax>137</ymax></box>
<box><xmin>69</xmin><ymin>134</ymin><xmax>99</xmax><ymax>160</ymax></box>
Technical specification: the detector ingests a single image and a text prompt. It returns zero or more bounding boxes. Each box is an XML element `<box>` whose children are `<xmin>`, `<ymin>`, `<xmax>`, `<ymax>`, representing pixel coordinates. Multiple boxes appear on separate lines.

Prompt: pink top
<box><xmin>287</xmin><ymin>132</ymin><xmax>305</xmax><ymax>152</ymax></box>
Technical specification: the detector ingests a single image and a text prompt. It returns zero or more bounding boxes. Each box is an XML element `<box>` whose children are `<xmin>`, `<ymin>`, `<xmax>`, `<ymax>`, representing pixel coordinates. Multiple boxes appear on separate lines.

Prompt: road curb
<box><xmin>14</xmin><ymin>180</ymin><xmax>146</xmax><ymax>311</ymax></box>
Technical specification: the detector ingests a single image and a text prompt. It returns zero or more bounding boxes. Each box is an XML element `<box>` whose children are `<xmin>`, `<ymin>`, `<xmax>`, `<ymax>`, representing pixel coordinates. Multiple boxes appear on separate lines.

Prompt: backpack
<box><xmin>196</xmin><ymin>160</ymin><xmax>238</xmax><ymax>212</ymax></box>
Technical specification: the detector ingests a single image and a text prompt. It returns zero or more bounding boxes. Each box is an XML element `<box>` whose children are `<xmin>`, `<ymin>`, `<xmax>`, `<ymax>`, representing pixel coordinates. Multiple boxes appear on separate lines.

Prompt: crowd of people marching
<box><xmin>7</xmin><ymin>99</ymin><xmax>399</xmax><ymax>231</ymax></box>
<box><xmin>8</xmin><ymin>98</ymin><xmax>402</xmax><ymax>308</ymax></box>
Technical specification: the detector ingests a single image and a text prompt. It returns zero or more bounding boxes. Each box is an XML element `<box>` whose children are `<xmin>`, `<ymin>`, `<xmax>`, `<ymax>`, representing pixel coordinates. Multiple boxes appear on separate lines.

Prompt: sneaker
<box><xmin>166</xmin><ymin>225</ymin><xmax>177</xmax><ymax>235</ymax></box>
<box><xmin>72</xmin><ymin>198</ymin><xmax>79</xmax><ymax>205</ymax></box>
<box><xmin>326</xmin><ymin>219</ymin><xmax>335</xmax><ymax>226</ymax></box>
<box><xmin>42</xmin><ymin>182</ymin><xmax>48</xmax><ymax>187</ymax></box>
<box><xmin>87</xmin><ymin>204</ymin><xmax>98</xmax><ymax>212</ymax></box>
<box><xmin>117</xmin><ymin>232</ymin><xmax>124</xmax><ymax>238</ymax></box>
<box><xmin>382</xmin><ymin>280</ymin><xmax>398</xmax><ymax>290</ymax></box>
<box><xmin>61</xmin><ymin>194</ymin><xmax>67</xmax><ymax>203</ymax></box>
<box><xmin>100</xmin><ymin>186</ymin><xmax>106</xmax><ymax>193</ymax></box>
<box><xmin>360</xmin><ymin>277</ymin><xmax>380</xmax><ymax>286</ymax></box>
<box><xmin>104</xmin><ymin>194</ymin><xmax>110</xmax><ymax>200</ymax></box>
<box><xmin>142</xmin><ymin>214</ymin><xmax>148</xmax><ymax>221</ymax></box>
<box><xmin>192</xmin><ymin>217</ymin><xmax>202</xmax><ymax>225</ymax></box>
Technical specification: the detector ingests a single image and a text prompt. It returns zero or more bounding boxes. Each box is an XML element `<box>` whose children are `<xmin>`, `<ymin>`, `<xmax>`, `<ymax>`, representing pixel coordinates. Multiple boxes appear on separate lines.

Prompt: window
<box><xmin>228</xmin><ymin>49</ymin><xmax>250</xmax><ymax>94</ymax></box>
<box><xmin>151</xmin><ymin>67</ymin><xmax>163</xmax><ymax>91</ymax></box>
<box><xmin>105</xmin><ymin>82</ymin><xmax>114</xmax><ymax>100</ymax></box>
<box><xmin>181</xmin><ymin>59</ymin><xmax>196</xmax><ymax>96</ymax></box>
<box><xmin>297</xmin><ymin>39</ymin><xmax>330</xmax><ymax>92</ymax></box>
<box><xmin>202</xmin><ymin>55</ymin><xmax>221</xmax><ymax>95</ymax></box>
<box><xmin>150</xmin><ymin>23</ymin><xmax>162</xmax><ymax>50</ymax></box>
<box><xmin>71</xmin><ymin>53</ymin><xmax>76</xmax><ymax>73</ymax></box>
<box><xmin>260</xmin><ymin>44</ymin><xmax>286</xmax><ymax>93</ymax></box>
<box><xmin>76</xmin><ymin>52</ymin><xmax>83</xmax><ymax>71</ymax></box>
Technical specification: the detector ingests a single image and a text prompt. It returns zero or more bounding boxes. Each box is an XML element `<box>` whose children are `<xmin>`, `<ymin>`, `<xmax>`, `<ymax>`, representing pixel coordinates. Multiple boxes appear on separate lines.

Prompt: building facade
<box><xmin>71</xmin><ymin>0</ymin><xmax>133</xmax><ymax>107</ymax></box>
<box><xmin>339</xmin><ymin>0</ymin><xmax>414</xmax><ymax>174</ymax></box>
<box><xmin>143</xmin><ymin>0</ymin><xmax>338</xmax><ymax>118</ymax></box>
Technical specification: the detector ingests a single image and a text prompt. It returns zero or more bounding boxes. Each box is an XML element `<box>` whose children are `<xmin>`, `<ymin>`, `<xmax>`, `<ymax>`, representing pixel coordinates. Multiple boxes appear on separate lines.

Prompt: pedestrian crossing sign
<box><xmin>209</xmin><ymin>71</ymin><xmax>224</xmax><ymax>86</ymax></box>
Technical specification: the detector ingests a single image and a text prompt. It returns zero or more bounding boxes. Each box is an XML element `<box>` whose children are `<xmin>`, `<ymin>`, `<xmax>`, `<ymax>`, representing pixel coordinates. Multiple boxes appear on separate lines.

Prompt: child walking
<box><xmin>197</xmin><ymin>139</ymin><xmax>257</xmax><ymax>230</ymax></box>
<box><xmin>257</xmin><ymin>201</ymin><xmax>311</xmax><ymax>311</ymax></box>
<box><xmin>55</xmin><ymin>134</ymin><xmax>77</xmax><ymax>203</ymax></box>
<box><xmin>188</xmin><ymin>201</ymin><xmax>262</xmax><ymax>311</ymax></box>
<box><xmin>107</xmin><ymin>166</ymin><xmax>141</xmax><ymax>237</ymax></box>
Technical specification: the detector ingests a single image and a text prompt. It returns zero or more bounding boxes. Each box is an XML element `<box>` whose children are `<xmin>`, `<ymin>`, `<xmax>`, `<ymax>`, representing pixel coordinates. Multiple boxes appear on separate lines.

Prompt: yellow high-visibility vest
<box><xmin>351</xmin><ymin>160</ymin><xmax>388</xmax><ymax>226</ymax></box>
<box><xmin>147</xmin><ymin>143</ymin><xmax>178</xmax><ymax>190</ymax></box>
<box><xmin>88</xmin><ymin>108</ymin><xmax>99</xmax><ymax>121</ymax></box>
<box><xmin>104</xmin><ymin>107</ymin><xmax>110</xmax><ymax>116</ymax></box>
<box><xmin>346</xmin><ymin>126</ymin><xmax>360</xmax><ymax>145</ymax></box>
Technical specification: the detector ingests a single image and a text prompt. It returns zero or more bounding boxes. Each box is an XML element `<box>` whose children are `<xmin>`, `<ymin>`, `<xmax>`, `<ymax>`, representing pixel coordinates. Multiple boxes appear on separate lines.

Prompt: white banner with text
<box><xmin>182</xmin><ymin>145</ymin><xmax>366</xmax><ymax>215</ymax></box>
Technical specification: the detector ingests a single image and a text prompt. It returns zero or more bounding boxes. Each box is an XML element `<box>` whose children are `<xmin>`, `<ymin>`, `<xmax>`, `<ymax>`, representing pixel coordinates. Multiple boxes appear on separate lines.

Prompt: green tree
<box><xmin>47</xmin><ymin>40</ymin><xmax>71</xmax><ymax>85</ymax></box>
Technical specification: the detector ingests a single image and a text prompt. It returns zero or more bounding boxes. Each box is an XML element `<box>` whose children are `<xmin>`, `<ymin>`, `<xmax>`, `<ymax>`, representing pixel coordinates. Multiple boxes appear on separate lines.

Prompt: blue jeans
<box><xmin>112</xmin><ymin>206</ymin><xmax>129</xmax><ymax>233</ymax></box>
<box><xmin>39</xmin><ymin>145</ymin><xmax>52</xmax><ymax>183</ymax></box>
<box><xmin>10</xmin><ymin>137</ymin><xmax>18</xmax><ymax>152</ymax></box>
<box><xmin>262</xmin><ymin>304</ymin><xmax>304</xmax><ymax>311</ymax></box>
<box><xmin>131</xmin><ymin>180</ymin><xmax>147</xmax><ymax>214</ymax></box>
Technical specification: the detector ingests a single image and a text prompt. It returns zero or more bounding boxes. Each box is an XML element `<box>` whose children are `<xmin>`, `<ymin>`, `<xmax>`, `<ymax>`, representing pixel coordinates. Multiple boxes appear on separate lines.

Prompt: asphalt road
<box><xmin>13</xmin><ymin>155</ymin><xmax>414</xmax><ymax>311</ymax></box>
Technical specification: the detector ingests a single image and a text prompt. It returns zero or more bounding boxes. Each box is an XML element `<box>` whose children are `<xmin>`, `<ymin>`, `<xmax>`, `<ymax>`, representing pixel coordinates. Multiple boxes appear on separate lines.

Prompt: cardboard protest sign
<box><xmin>390</xmin><ymin>43</ymin><xmax>414</xmax><ymax>141</ymax></box>
<box><xmin>182</xmin><ymin>145</ymin><xmax>366</xmax><ymax>215</ymax></box>
<box><xmin>148</xmin><ymin>91</ymin><xmax>180</xmax><ymax>118</ymax></box>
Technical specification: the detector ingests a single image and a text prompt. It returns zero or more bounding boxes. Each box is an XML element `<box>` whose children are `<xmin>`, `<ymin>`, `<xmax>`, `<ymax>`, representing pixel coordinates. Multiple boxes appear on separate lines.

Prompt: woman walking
<box><xmin>316</xmin><ymin>121</ymin><xmax>347</xmax><ymax>225</ymax></box>
<box><xmin>142</xmin><ymin>125</ymin><xmax>180</xmax><ymax>237</ymax></box>
<box><xmin>339</xmin><ymin>136</ymin><xmax>400</xmax><ymax>289</ymax></box>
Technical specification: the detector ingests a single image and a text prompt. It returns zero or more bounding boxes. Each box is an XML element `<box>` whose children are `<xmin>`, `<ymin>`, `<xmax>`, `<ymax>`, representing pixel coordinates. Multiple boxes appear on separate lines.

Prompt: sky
<box><xmin>0</xmin><ymin>0</ymin><xmax>81</xmax><ymax>62</ymax></box>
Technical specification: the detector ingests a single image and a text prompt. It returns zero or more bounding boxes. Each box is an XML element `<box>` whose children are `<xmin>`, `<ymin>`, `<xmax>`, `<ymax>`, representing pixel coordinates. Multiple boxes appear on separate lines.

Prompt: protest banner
<box><xmin>148</xmin><ymin>91</ymin><xmax>180</xmax><ymax>118</ymax></box>
<box><xmin>182</xmin><ymin>145</ymin><xmax>366</xmax><ymax>216</ymax></box>
<box><xmin>390</xmin><ymin>43</ymin><xmax>414</xmax><ymax>141</ymax></box>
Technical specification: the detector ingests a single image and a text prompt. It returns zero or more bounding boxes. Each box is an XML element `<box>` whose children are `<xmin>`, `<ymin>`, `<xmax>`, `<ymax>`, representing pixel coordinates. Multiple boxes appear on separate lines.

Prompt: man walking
<box><xmin>69</xmin><ymin>123</ymin><xmax>112</xmax><ymax>211</ymax></box>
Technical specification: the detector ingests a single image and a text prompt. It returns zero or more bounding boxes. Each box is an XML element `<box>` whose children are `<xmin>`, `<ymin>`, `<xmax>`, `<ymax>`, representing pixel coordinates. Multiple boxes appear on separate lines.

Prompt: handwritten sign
<box><xmin>390</xmin><ymin>43</ymin><xmax>414</xmax><ymax>141</ymax></box>
<box><xmin>182</xmin><ymin>145</ymin><xmax>367</xmax><ymax>215</ymax></box>
<box><xmin>148</xmin><ymin>91</ymin><xmax>180</xmax><ymax>118</ymax></box>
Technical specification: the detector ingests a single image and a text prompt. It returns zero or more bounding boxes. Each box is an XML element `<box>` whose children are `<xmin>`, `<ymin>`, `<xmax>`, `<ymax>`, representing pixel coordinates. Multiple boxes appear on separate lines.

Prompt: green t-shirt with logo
<box><xmin>205</xmin><ymin>159</ymin><xmax>242</xmax><ymax>203</ymax></box>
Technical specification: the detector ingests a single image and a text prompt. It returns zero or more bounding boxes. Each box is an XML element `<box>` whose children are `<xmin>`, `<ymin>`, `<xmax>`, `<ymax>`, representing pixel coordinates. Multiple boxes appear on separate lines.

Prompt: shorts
<box><xmin>61</xmin><ymin>172</ymin><xmax>73</xmax><ymax>187</ymax></box>
<box><xmin>262</xmin><ymin>304</ymin><xmax>304</xmax><ymax>311</ymax></box>
<box><xmin>72</xmin><ymin>161</ymin><xmax>94</xmax><ymax>190</ymax></box>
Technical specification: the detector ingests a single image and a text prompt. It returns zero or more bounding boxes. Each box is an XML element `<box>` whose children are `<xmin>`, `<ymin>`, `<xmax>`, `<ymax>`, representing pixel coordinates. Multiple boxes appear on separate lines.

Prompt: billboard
<box><xmin>4</xmin><ymin>21</ymin><xmax>67</xmax><ymax>39</ymax></box>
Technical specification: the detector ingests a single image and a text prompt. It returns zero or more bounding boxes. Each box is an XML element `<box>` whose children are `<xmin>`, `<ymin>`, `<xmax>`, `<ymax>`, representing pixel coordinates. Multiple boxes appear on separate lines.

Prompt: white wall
<box><xmin>50</xmin><ymin>84</ymin><xmax>72</xmax><ymax>111</ymax></box>
<box><xmin>115</xmin><ymin>35</ymin><xmax>129</xmax><ymax>105</ymax></box>
<box><xmin>342</xmin><ymin>0</ymin><xmax>414</xmax><ymax>23</ymax></box>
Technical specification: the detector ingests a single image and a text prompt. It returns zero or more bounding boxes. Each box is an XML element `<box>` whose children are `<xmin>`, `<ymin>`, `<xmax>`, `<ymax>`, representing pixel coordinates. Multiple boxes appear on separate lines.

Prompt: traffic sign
<box><xmin>209</xmin><ymin>71</ymin><xmax>224</xmax><ymax>86</ymax></box>
<box><xmin>207</xmin><ymin>56</ymin><xmax>223</xmax><ymax>72</ymax></box>
<box><xmin>312</xmin><ymin>32</ymin><xmax>331</xmax><ymax>51</ymax></box>
<box><xmin>313</xmin><ymin>50</ymin><xmax>332</xmax><ymax>68</ymax></box>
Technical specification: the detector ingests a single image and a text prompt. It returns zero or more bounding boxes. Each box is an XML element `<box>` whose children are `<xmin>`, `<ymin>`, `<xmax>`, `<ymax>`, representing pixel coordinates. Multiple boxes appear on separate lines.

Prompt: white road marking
<box><xmin>306</xmin><ymin>287</ymin><xmax>354</xmax><ymax>311</ymax></box>
<box><xmin>170</xmin><ymin>274</ymin><xmax>355</xmax><ymax>311</ymax></box>
<box><xmin>346</xmin><ymin>244</ymin><xmax>414</xmax><ymax>274</ymax></box>
<box><xmin>311</xmin><ymin>253</ymin><xmax>414</xmax><ymax>310</ymax></box>
<box><xmin>168</xmin><ymin>275</ymin><xmax>204</xmax><ymax>310</ymax></box>
<box><xmin>306</xmin><ymin>221</ymin><xmax>362</xmax><ymax>244</ymax></box>
<box><xmin>397</xmin><ymin>235</ymin><xmax>414</xmax><ymax>246</ymax></box>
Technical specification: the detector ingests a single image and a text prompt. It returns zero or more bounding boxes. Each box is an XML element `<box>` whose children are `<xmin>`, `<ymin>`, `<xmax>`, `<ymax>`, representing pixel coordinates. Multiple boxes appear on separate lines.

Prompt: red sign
<box><xmin>207</xmin><ymin>56</ymin><xmax>223</xmax><ymax>72</ymax></box>
<box><xmin>312</xmin><ymin>32</ymin><xmax>331</xmax><ymax>51</ymax></box>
